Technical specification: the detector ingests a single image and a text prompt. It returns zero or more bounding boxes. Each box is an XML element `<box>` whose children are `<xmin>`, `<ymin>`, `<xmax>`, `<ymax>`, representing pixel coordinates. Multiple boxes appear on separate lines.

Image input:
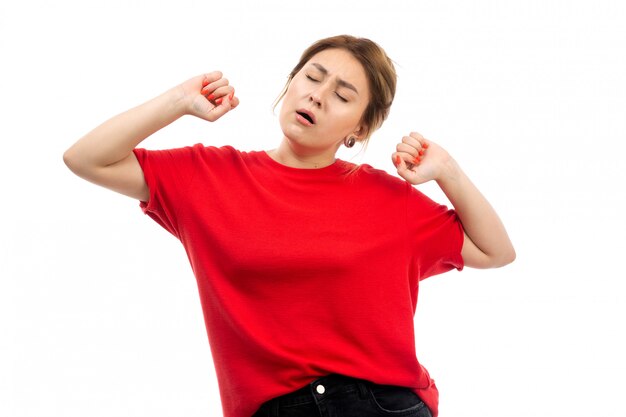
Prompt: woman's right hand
<box><xmin>178</xmin><ymin>71</ymin><xmax>239</xmax><ymax>122</ymax></box>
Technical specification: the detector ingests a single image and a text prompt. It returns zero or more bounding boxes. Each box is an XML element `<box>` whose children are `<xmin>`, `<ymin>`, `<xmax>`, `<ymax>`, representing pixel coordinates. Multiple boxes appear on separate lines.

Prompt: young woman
<box><xmin>63</xmin><ymin>35</ymin><xmax>515</xmax><ymax>417</ymax></box>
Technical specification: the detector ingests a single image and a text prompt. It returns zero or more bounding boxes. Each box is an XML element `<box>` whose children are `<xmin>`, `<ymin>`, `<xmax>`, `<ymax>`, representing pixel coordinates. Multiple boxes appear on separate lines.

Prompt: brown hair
<box><xmin>273</xmin><ymin>34</ymin><xmax>397</xmax><ymax>152</ymax></box>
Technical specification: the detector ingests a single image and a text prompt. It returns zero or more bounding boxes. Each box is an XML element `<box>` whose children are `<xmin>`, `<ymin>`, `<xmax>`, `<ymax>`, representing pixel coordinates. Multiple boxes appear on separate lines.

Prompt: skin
<box><xmin>264</xmin><ymin>48</ymin><xmax>515</xmax><ymax>268</ymax></box>
<box><xmin>267</xmin><ymin>48</ymin><xmax>370</xmax><ymax>169</ymax></box>
<box><xmin>393</xmin><ymin>132</ymin><xmax>516</xmax><ymax>268</ymax></box>
<box><xmin>63</xmin><ymin>53</ymin><xmax>515</xmax><ymax>268</ymax></box>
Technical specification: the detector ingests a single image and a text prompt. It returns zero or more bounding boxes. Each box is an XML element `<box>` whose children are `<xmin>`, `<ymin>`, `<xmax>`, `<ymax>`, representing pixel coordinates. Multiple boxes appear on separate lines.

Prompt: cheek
<box><xmin>337</xmin><ymin>107</ymin><xmax>364</xmax><ymax>127</ymax></box>
<box><xmin>285</xmin><ymin>81</ymin><xmax>301</xmax><ymax>98</ymax></box>
<box><xmin>321</xmin><ymin>113</ymin><xmax>360</xmax><ymax>137</ymax></box>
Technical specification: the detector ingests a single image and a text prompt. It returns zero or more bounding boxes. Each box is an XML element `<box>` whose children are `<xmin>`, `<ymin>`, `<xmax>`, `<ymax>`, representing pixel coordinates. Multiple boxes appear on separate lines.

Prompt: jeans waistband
<box><xmin>274</xmin><ymin>374</ymin><xmax>371</xmax><ymax>407</ymax></box>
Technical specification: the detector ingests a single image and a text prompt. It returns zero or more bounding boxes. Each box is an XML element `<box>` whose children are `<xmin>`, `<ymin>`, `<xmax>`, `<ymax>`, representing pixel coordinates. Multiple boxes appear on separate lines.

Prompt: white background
<box><xmin>1</xmin><ymin>1</ymin><xmax>625</xmax><ymax>416</ymax></box>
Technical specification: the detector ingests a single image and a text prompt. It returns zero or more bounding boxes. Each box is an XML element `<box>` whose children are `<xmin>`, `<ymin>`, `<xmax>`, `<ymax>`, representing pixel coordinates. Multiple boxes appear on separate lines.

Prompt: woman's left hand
<box><xmin>391</xmin><ymin>131</ymin><xmax>452</xmax><ymax>185</ymax></box>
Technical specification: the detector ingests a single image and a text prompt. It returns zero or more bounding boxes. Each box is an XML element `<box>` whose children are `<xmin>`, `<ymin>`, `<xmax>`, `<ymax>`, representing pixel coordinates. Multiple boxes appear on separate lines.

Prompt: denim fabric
<box><xmin>252</xmin><ymin>374</ymin><xmax>432</xmax><ymax>417</ymax></box>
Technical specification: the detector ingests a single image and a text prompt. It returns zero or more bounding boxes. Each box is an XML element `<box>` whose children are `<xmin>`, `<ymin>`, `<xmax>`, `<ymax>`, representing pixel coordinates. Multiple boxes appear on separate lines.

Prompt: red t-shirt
<box><xmin>132</xmin><ymin>144</ymin><xmax>464</xmax><ymax>417</ymax></box>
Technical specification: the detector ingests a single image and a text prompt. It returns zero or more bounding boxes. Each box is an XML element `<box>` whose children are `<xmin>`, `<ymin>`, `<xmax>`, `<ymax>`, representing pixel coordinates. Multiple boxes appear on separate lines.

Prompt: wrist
<box><xmin>166</xmin><ymin>85</ymin><xmax>191</xmax><ymax>119</ymax></box>
<box><xmin>435</xmin><ymin>156</ymin><xmax>462</xmax><ymax>188</ymax></box>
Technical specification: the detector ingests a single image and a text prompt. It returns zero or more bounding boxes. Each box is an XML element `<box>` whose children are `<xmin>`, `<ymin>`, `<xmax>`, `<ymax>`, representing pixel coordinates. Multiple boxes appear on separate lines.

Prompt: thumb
<box><xmin>206</xmin><ymin>93</ymin><xmax>234</xmax><ymax>121</ymax></box>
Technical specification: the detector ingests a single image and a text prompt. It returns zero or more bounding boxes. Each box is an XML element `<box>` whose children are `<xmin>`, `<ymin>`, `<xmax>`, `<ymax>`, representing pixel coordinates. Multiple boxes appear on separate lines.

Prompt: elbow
<box><xmin>62</xmin><ymin>149</ymin><xmax>73</xmax><ymax>168</ymax></box>
<box><xmin>494</xmin><ymin>246</ymin><xmax>516</xmax><ymax>268</ymax></box>
<box><xmin>462</xmin><ymin>232</ymin><xmax>516</xmax><ymax>269</ymax></box>
<box><xmin>63</xmin><ymin>147</ymin><xmax>88</xmax><ymax>176</ymax></box>
<box><xmin>63</xmin><ymin>148</ymin><xmax>78</xmax><ymax>172</ymax></box>
<box><xmin>508</xmin><ymin>247</ymin><xmax>517</xmax><ymax>264</ymax></box>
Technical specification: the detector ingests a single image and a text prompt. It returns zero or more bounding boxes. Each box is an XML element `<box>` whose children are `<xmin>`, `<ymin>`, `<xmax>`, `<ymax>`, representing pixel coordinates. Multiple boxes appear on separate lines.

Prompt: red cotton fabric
<box><xmin>132</xmin><ymin>144</ymin><xmax>464</xmax><ymax>417</ymax></box>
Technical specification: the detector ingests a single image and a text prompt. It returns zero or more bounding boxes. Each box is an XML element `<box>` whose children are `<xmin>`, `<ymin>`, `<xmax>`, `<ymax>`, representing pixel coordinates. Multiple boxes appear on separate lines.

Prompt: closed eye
<box><xmin>306</xmin><ymin>74</ymin><xmax>348</xmax><ymax>102</ymax></box>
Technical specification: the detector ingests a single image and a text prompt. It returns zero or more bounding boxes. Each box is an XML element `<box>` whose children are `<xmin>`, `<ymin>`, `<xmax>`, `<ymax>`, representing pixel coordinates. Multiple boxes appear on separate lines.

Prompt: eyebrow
<box><xmin>310</xmin><ymin>62</ymin><xmax>360</xmax><ymax>95</ymax></box>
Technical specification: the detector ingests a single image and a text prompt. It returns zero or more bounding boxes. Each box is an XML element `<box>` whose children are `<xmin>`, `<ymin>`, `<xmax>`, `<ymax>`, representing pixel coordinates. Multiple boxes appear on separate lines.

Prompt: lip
<box><xmin>295</xmin><ymin>112</ymin><xmax>313</xmax><ymax>126</ymax></box>
<box><xmin>295</xmin><ymin>108</ymin><xmax>317</xmax><ymax>125</ymax></box>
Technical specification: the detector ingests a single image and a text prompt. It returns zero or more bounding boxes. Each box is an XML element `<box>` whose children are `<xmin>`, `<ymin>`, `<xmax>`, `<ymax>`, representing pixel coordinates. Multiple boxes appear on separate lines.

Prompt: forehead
<box><xmin>304</xmin><ymin>48</ymin><xmax>368</xmax><ymax>89</ymax></box>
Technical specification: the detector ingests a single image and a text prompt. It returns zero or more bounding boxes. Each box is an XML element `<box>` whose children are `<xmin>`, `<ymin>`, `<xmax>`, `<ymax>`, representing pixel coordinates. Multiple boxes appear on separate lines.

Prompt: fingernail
<box><xmin>394</xmin><ymin>155</ymin><xmax>401</xmax><ymax>166</ymax></box>
<box><xmin>202</xmin><ymin>80</ymin><xmax>209</xmax><ymax>87</ymax></box>
<box><xmin>215</xmin><ymin>97</ymin><xmax>223</xmax><ymax>105</ymax></box>
<box><xmin>228</xmin><ymin>91</ymin><xmax>234</xmax><ymax>100</ymax></box>
<box><xmin>423</xmin><ymin>143</ymin><xmax>429</xmax><ymax>149</ymax></box>
<box><xmin>413</xmin><ymin>157</ymin><xmax>421</xmax><ymax>164</ymax></box>
<box><xmin>207</xmin><ymin>93</ymin><xmax>215</xmax><ymax>101</ymax></box>
<box><xmin>418</xmin><ymin>150</ymin><xmax>425</xmax><ymax>156</ymax></box>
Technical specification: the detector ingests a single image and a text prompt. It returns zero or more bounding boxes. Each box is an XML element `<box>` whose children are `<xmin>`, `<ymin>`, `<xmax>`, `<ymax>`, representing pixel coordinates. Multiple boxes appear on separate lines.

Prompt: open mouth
<box><xmin>296</xmin><ymin>111</ymin><xmax>315</xmax><ymax>124</ymax></box>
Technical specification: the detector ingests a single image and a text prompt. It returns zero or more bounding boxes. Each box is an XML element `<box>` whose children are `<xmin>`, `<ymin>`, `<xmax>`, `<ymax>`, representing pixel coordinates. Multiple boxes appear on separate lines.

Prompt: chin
<box><xmin>279</xmin><ymin>119</ymin><xmax>306</xmax><ymax>144</ymax></box>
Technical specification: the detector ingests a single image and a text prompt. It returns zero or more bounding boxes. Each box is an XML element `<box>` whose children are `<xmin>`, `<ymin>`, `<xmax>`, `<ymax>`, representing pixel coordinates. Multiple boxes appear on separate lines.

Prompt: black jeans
<box><xmin>252</xmin><ymin>373</ymin><xmax>432</xmax><ymax>417</ymax></box>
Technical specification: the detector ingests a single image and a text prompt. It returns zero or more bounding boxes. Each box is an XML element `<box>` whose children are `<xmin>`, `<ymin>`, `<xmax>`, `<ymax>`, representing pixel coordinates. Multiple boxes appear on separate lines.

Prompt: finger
<box><xmin>202</xmin><ymin>71</ymin><xmax>223</xmax><ymax>85</ymax></box>
<box><xmin>401</xmin><ymin>149</ymin><xmax>422</xmax><ymax>167</ymax></box>
<box><xmin>396</xmin><ymin>142</ymin><xmax>420</xmax><ymax>157</ymax></box>
<box><xmin>402</xmin><ymin>134</ymin><xmax>423</xmax><ymax>149</ymax></box>
<box><xmin>218</xmin><ymin>88</ymin><xmax>239</xmax><ymax>107</ymax></box>
<box><xmin>409</xmin><ymin>131</ymin><xmax>423</xmax><ymax>140</ymax></box>
<box><xmin>200</xmin><ymin>72</ymin><xmax>223</xmax><ymax>91</ymax></box>
<box><xmin>204</xmin><ymin>88</ymin><xmax>234</xmax><ymax>107</ymax></box>
<box><xmin>207</xmin><ymin>96</ymin><xmax>233</xmax><ymax>119</ymax></box>
<box><xmin>407</xmin><ymin>132</ymin><xmax>430</xmax><ymax>151</ymax></box>
<box><xmin>393</xmin><ymin>153</ymin><xmax>420</xmax><ymax>184</ymax></box>
<box><xmin>201</xmin><ymin>82</ymin><xmax>230</xmax><ymax>100</ymax></box>
<box><xmin>392</xmin><ymin>153</ymin><xmax>403</xmax><ymax>168</ymax></box>
<box><xmin>229</xmin><ymin>92</ymin><xmax>240</xmax><ymax>109</ymax></box>
<box><xmin>409</xmin><ymin>139</ymin><xmax>426</xmax><ymax>157</ymax></box>
<box><xmin>392</xmin><ymin>151</ymin><xmax>419</xmax><ymax>170</ymax></box>
<box><xmin>225</xmin><ymin>91</ymin><xmax>238</xmax><ymax>109</ymax></box>
<box><xmin>403</xmin><ymin>136</ymin><xmax>430</xmax><ymax>158</ymax></box>
<box><xmin>201</xmin><ymin>78</ymin><xmax>230</xmax><ymax>97</ymax></box>
<box><xmin>212</xmin><ymin>87</ymin><xmax>236</xmax><ymax>105</ymax></box>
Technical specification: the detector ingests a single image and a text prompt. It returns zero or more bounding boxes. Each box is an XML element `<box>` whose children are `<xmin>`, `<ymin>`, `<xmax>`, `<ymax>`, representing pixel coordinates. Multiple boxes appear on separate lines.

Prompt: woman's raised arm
<box><xmin>63</xmin><ymin>71</ymin><xmax>238</xmax><ymax>201</ymax></box>
<box><xmin>393</xmin><ymin>131</ymin><xmax>516</xmax><ymax>269</ymax></box>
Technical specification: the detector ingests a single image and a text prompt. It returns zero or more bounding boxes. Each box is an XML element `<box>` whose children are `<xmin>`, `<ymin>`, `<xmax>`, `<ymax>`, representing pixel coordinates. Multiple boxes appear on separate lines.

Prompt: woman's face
<box><xmin>279</xmin><ymin>48</ymin><xmax>370</xmax><ymax>156</ymax></box>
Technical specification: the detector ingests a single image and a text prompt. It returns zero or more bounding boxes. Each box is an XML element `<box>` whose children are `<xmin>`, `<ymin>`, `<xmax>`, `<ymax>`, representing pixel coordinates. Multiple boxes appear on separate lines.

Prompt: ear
<box><xmin>353</xmin><ymin>123</ymin><xmax>368</xmax><ymax>140</ymax></box>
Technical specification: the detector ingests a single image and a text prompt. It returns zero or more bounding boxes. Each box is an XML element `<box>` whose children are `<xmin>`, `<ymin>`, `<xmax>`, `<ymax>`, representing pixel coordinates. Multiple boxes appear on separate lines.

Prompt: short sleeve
<box><xmin>132</xmin><ymin>143</ymin><xmax>201</xmax><ymax>238</ymax></box>
<box><xmin>406</xmin><ymin>182</ymin><xmax>465</xmax><ymax>280</ymax></box>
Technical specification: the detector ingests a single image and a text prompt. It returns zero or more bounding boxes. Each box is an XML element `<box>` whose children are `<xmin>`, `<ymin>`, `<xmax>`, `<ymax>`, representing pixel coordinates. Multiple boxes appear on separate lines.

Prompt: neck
<box><xmin>268</xmin><ymin>138</ymin><xmax>338</xmax><ymax>169</ymax></box>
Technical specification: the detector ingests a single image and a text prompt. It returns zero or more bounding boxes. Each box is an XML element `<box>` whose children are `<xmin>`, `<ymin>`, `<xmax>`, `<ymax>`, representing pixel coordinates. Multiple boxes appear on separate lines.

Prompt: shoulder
<box><xmin>188</xmin><ymin>143</ymin><xmax>239</xmax><ymax>157</ymax></box>
<box><xmin>354</xmin><ymin>163</ymin><xmax>445</xmax><ymax>211</ymax></box>
<box><xmin>186</xmin><ymin>143</ymin><xmax>248</xmax><ymax>165</ymax></box>
<box><xmin>135</xmin><ymin>143</ymin><xmax>240</xmax><ymax>159</ymax></box>
<box><xmin>353</xmin><ymin>163</ymin><xmax>410</xmax><ymax>194</ymax></box>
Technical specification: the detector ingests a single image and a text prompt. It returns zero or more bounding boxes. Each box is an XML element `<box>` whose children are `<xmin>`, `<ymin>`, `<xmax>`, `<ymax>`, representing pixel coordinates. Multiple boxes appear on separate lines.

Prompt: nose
<box><xmin>309</xmin><ymin>81</ymin><xmax>331</xmax><ymax>108</ymax></box>
<box><xmin>309</xmin><ymin>91</ymin><xmax>322</xmax><ymax>107</ymax></box>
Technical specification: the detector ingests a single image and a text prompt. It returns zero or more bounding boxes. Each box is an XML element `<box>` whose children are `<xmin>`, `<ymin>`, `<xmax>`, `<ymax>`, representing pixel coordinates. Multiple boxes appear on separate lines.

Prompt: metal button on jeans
<box><xmin>316</xmin><ymin>384</ymin><xmax>325</xmax><ymax>394</ymax></box>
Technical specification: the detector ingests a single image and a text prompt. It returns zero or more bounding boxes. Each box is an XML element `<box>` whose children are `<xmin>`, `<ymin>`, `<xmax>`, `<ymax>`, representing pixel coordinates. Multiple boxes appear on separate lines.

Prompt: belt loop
<box><xmin>357</xmin><ymin>379</ymin><xmax>370</xmax><ymax>400</ymax></box>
